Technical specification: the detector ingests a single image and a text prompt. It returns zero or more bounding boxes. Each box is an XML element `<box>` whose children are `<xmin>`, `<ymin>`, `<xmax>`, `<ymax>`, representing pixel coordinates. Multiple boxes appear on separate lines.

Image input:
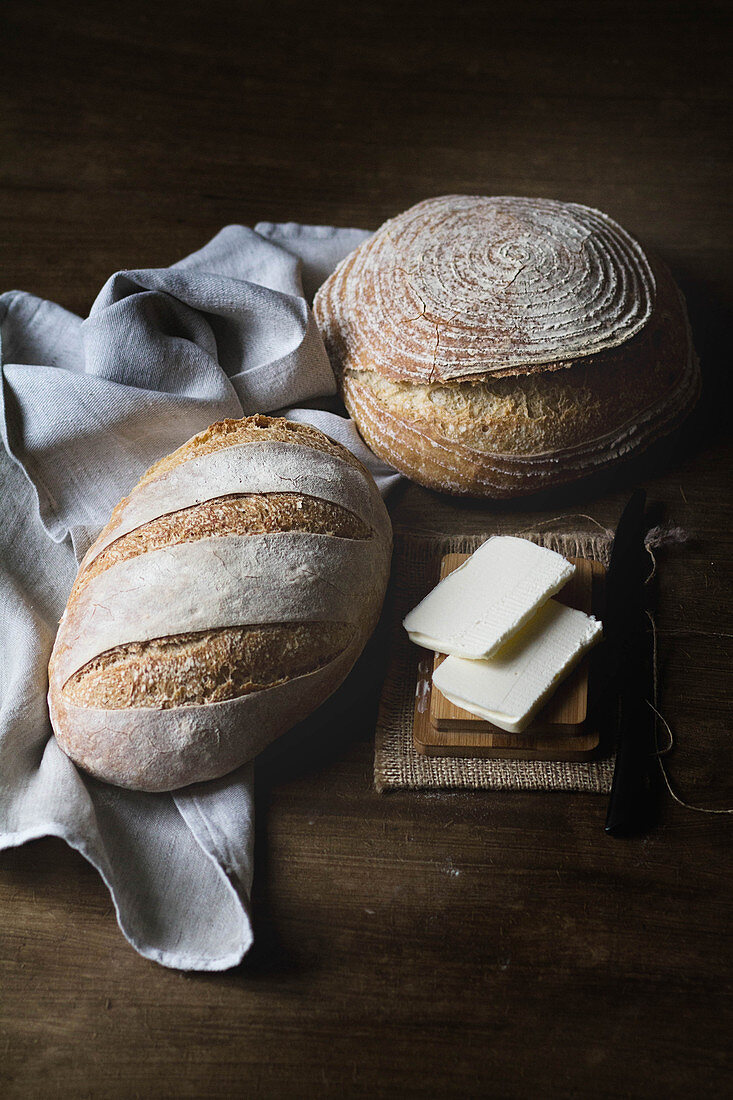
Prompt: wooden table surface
<box><xmin>1</xmin><ymin>1</ymin><xmax>731</xmax><ymax>1096</ymax></box>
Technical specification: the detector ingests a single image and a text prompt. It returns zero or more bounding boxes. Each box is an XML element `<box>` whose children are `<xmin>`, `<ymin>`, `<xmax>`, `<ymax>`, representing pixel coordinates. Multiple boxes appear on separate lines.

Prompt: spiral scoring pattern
<box><xmin>315</xmin><ymin>195</ymin><xmax>657</xmax><ymax>382</ymax></box>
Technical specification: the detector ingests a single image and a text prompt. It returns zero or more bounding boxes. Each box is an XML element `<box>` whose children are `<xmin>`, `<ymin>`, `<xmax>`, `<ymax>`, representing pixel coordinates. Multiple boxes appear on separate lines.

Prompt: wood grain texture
<box><xmin>415</xmin><ymin>691</ymin><xmax>602</xmax><ymax>761</ymax></box>
<box><xmin>1</xmin><ymin>0</ymin><xmax>731</xmax><ymax>1097</ymax></box>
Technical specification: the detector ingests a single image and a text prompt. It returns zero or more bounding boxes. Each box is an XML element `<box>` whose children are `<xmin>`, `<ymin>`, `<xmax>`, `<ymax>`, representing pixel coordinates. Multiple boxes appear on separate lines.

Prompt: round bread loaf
<box><xmin>48</xmin><ymin>416</ymin><xmax>392</xmax><ymax>792</ymax></box>
<box><xmin>314</xmin><ymin>195</ymin><xmax>700</xmax><ymax>497</ymax></box>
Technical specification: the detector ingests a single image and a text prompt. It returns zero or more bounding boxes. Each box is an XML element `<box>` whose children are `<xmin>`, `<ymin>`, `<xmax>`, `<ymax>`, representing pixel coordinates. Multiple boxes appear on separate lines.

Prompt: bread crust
<box><xmin>62</xmin><ymin>622</ymin><xmax>353</xmax><ymax>709</ymax></box>
<box><xmin>314</xmin><ymin>195</ymin><xmax>657</xmax><ymax>384</ymax></box>
<box><xmin>73</xmin><ymin>493</ymin><xmax>369</xmax><ymax>600</ymax></box>
<box><xmin>314</xmin><ymin>197</ymin><xmax>700</xmax><ymax>497</ymax></box>
<box><xmin>48</xmin><ymin>416</ymin><xmax>392</xmax><ymax>791</ymax></box>
<box><xmin>340</xmin><ymin>349</ymin><xmax>699</xmax><ymax>497</ymax></box>
<box><xmin>137</xmin><ymin>413</ymin><xmax>365</xmax><ymax>487</ymax></box>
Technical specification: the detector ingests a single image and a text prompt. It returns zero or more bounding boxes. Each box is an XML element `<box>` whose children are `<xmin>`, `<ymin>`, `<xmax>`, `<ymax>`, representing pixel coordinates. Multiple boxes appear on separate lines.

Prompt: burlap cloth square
<box><xmin>374</xmin><ymin>529</ymin><xmax>615</xmax><ymax>794</ymax></box>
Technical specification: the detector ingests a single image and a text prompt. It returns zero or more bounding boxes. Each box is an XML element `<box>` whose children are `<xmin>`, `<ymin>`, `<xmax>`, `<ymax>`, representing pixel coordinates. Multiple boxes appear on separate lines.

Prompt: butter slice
<box><xmin>432</xmin><ymin>600</ymin><xmax>602</xmax><ymax>733</ymax></box>
<box><xmin>403</xmin><ymin>536</ymin><xmax>575</xmax><ymax>659</ymax></box>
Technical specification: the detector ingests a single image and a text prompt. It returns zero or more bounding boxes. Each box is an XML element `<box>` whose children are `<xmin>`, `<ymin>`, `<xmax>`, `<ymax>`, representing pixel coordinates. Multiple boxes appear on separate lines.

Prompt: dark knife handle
<box><xmin>603</xmin><ymin>488</ymin><xmax>657</xmax><ymax>837</ymax></box>
<box><xmin>604</xmin><ymin>613</ymin><xmax>658</xmax><ymax>836</ymax></box>
<box><xmin>604</xmin><ymin>693</ymin><xmax>656</xmax><ymax>836</ymax></box>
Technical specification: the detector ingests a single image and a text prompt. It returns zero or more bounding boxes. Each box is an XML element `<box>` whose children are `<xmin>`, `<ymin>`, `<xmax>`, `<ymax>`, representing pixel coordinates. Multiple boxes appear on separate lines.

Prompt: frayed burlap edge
<box><xmin>374</xmin><ymin>529</ymin><xmax>615</xmax><ymax>793</ymax></box>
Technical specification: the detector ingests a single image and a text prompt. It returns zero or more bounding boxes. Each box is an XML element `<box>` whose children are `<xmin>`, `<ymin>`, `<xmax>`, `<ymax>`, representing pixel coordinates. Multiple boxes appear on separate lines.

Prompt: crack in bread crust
<box><xmin>61</xmin><ymin>622</ymin><xmax>354</xmax><ymax>709</ymax></box>
<box><xmin>72</xmin><ymin>492</ymin><xmax>370</xmax><ymax>600</ymax></box>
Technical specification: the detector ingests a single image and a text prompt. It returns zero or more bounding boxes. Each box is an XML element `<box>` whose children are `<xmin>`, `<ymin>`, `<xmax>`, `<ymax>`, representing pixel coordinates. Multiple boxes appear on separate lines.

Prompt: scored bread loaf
<box><xmin>314</xmin><ymin>195</ymin><xmax>700</xmax><ymax>497</ymax></box>
<box><xmin>48</xmin><ymin>415</ymin><xmax>392</xmax><ymax>792</ymax></box>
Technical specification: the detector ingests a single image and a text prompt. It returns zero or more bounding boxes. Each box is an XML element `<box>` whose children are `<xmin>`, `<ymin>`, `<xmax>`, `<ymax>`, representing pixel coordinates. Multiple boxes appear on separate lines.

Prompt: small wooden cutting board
<box><xmin>413</xmin><ymin>554</ymin><xmax>605</xmax><ymax>760</ymax></box>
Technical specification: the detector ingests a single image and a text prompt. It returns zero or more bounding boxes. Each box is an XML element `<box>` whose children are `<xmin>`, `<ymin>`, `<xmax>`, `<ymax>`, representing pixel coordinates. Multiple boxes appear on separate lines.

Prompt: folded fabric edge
<box><xmin>0</xmin><ymin>224</ymin><xmax>395</xmax><ymax>972</ymax></box>
<box><xmin>0</xmin><ymin>367</ymin><xmax>66</xmax><ymax>544</ymax></box>
<box><xmin>0</xmin><ymin>822</ymin><xmax>253</xmax><ymax>972</ymax></box>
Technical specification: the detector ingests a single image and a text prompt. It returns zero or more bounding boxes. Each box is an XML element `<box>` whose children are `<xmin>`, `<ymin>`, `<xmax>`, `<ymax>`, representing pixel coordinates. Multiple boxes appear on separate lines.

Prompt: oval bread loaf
<box><xmin>314</xmin><ymin>195</ymin><xmax>700</xmax><ymax>497</ymax></box>
<box><xmin>48</xmin><ymin>416</ymin><xmax>392</xmax><ymax>792</ymax></box>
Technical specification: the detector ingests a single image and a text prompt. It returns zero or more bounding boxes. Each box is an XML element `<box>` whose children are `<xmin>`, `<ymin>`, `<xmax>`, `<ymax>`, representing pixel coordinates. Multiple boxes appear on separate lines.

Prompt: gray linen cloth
<box><xmin>0</xmin><ymin>223</ymin><xmax>399</xmax><ymax>970</ymax></box>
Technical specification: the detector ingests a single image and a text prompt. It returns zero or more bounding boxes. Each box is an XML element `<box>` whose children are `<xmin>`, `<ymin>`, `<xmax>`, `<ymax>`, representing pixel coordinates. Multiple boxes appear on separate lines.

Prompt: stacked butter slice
<box><xmin>403</xmin><ymin>537</ymin><xmax>602</xmax><ymax>733</ymax></box>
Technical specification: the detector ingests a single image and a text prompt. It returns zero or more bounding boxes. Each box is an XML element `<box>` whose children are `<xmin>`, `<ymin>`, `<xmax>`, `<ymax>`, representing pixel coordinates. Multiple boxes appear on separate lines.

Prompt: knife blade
<box><xmin>602</xmin><ymin>489</ymin><xmax>657</xmax><ymax>836</ymax></box>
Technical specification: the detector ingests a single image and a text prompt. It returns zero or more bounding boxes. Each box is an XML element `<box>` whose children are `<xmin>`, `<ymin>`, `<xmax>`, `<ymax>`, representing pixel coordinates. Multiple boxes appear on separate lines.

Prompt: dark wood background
<box><xmin>1</xmin><ymin>1</ymin><xmax>731</xmax><ymax>1096</ymax></box>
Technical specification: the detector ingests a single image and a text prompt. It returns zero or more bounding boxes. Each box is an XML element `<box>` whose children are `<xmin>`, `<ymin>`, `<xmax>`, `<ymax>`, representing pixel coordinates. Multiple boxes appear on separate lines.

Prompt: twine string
<box><xmin>646</xmin><ymin>607</ymin><xmax>733</xmax><ymax>815</ymax></box>
<box><xmin>527</xmin><ymin>522</ymin><xmax>731</xmax><ymax>815</ymax></box>
<box><xmin>515</xmin><ymin>513</ymin><xmax>614</xmax><ymax>539</ymax></box>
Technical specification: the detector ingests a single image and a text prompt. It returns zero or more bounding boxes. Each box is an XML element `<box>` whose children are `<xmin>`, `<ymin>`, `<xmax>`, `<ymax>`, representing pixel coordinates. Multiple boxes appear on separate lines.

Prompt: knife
<box><xmin>602</xmin><ymin>489</ymin><xmax>657</xmax><ymax>836</ymax></box>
